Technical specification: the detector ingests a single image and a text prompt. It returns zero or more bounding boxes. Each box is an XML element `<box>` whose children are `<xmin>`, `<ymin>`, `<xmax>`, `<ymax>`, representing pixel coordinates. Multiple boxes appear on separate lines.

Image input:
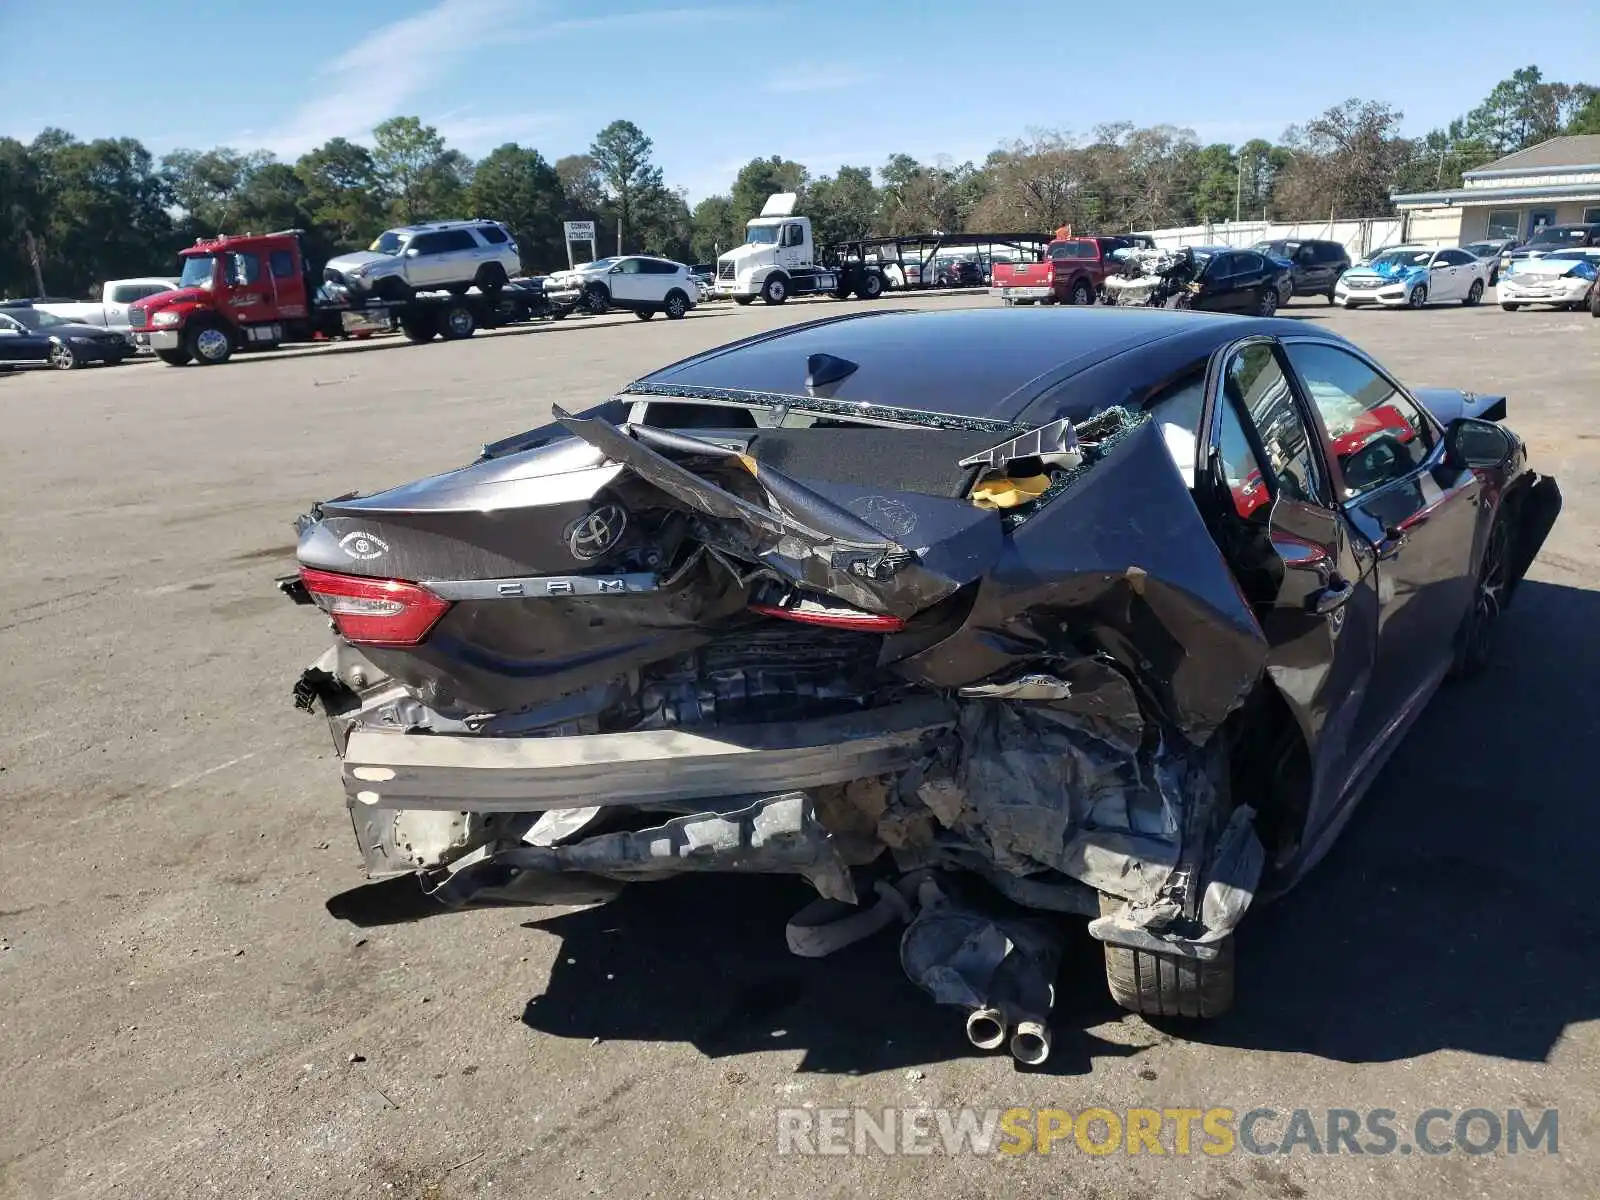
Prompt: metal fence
<box><xmin>1130</xmin><ymin>217</ymin><xmax>1404</xmax><ymax>257</ymax></box>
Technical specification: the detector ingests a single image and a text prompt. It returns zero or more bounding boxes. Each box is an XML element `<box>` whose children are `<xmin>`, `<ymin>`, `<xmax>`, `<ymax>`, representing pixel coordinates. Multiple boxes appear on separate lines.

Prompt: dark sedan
<box><xmin>1188</xmin><ymin>246</ymin><xmax>1295</xmax><ymax>315</ymax></box>
<box><xmin>0</xmin><ymin>306</ymin><xmax>134</xmax><ymax>369</ymax></box>
<box><xmin>286</xmin><ymin>307</ymin><xmax>1559</xmax><ymax>1050</ymax></box>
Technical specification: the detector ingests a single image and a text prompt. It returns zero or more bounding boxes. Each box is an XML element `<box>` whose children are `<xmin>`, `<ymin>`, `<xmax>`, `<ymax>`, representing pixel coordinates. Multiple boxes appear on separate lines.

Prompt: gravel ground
<box><xmin>2</xmin><ymin>293</ymin><xmax>1597</xmax><ymax>1200</ymax></box>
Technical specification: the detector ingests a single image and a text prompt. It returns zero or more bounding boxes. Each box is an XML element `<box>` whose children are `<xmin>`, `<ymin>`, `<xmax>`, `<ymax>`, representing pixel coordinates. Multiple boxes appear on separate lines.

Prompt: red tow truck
<box><xmin>991</xmin><ymin>234</ymin><xmax>1155</xmax><ymax>307</ymax></box>
<box><xmin>129</xmin><ymin>229</ymin><xmax>560</xmax><ymax>366</ymax></box>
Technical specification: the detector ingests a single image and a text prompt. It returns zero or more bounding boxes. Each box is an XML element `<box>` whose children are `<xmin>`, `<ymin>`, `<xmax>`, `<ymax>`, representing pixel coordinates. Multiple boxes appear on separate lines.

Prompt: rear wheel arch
<box><xmin>1224</xmin><ymin>675</ymin><xmax>1315</xmax><ymax>881</ymax></box>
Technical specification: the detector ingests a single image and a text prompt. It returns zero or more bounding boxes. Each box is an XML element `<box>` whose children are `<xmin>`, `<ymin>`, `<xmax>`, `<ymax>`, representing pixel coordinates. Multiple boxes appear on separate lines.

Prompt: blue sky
<box><xmin>4</xmin><ymin>0</ymin><xmax>1598</xmax><ymax>201</ymax></box>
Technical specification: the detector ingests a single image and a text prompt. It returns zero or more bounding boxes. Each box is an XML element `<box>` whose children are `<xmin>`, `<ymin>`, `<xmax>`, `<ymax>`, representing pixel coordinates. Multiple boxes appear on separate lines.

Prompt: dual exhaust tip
<box><xmin>965</xmin><ymin>1006</ymin><xmax>1051</xmax><ymax>1066</ymax></box>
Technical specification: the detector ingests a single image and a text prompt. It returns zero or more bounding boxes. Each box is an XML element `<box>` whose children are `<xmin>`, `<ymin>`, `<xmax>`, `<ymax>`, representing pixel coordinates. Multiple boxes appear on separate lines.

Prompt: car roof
<box><xmin>632</xmin><ymin>307</ymin><xmax>1342</xmax><ymax>423</ymax></box>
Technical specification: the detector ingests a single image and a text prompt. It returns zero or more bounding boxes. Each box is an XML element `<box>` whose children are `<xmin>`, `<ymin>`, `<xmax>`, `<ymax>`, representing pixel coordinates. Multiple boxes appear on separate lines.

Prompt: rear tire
<box><xmin>855</xmin><ymin>271</ymin><xmax>884</xmax><ymax>300</ymax></box>
<box><xmin>474</xmin><ymin>263</ymin><xmax>508</xmax><ymax>298</ymax></box>
<box><xmin>734</xmin><ymin>296</ymin><xmax>754</xmax><ymax>306</ymax></box>
<box><xmin>156</xmin><ymin>348</ymin><xmax>191</xmax><ymax>366</ymax></box>
<box><xmin>1501</xmin><ymin>302</ymin><xmax>1520</xmax><ymax>312</ymax></box>
<box><xmin>400</xmin><ymin>313</ymin><xmax>437</xmax><ymax>343</ymax></box>
<box><xmin>440</xmin><ymin>303</ymin><xmax>476</xmax><ymax>340</ymax></box>
<box><xmin>1070</xmin><ymin>279</ymin><xmax>1094</xmax><ymax>306</ymax></box>
<box><xmin>1463</xmin><ymin>279</ymin><xmax>1484</xmax><ymax>306</ymax></box>
<box><xmin>635</xmin><ymin>309</ymin><xmax>656</xmax><ymax>320</ymax></box>
<box><xmin>663</xmin><ymin>289</ymin><xmax>689</xmax><ymax>319</ymax></box>
<box><xmin>1103</xmin><ymin>934</ymin><xmax>1236</xmax><ymax>1019</ymax></box>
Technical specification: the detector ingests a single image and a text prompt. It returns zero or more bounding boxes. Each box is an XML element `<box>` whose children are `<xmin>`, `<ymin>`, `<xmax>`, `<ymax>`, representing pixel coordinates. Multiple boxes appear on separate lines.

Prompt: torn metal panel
<box><xmin>896</xmin><ymin>417</ymin><xmax>1270</xmax><ymax>744</ymax></box>
<box><xmin>554</xmin><ymin>408</ymin><xmax>985</xmax><ymax>617</ymax></box>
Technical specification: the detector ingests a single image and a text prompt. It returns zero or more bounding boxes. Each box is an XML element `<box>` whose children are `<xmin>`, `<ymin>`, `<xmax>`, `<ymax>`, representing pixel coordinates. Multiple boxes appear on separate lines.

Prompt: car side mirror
<box><xmin>405</xmin><ymin>248</ymin><xmax>420</xmax><ymax>257</ymax></box>
<box><xmin>1445</xmin><ymin>418</ymin><xmax>1515</xmax><ymax>470</ymax></box>
<box><xmin>1431</xmin><ymin>261</ymin><xmax>1449</xmax><ymax>270</ymax></box>
<box><xmin>609</xmin><ymin>265</ymin><xmax>622</xmax><ymax>274</ymax></box>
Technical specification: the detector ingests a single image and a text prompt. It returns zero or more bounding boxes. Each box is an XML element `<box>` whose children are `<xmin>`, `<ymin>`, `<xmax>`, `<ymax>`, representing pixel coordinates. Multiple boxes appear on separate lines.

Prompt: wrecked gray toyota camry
<box><xmin>283</xmin><ymin>307</ymin><xmax>1559</xmax><ymax>1057</ymax></box>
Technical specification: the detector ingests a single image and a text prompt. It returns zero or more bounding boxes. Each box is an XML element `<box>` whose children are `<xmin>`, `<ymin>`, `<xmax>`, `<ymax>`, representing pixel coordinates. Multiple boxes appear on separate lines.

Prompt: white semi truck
<box><xmin>713</xmin><ymin>193</ymin><xmax>887</xmax><ymax>305</ymax></box>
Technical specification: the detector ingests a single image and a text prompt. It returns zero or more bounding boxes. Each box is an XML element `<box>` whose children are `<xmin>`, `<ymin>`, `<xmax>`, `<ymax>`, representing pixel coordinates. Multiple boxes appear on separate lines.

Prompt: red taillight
<box><xmin>1044</xmin><ymin>265</ymin><xmax>1055</xmax><ymax>284</ymax></box>
<box><xmin>750</xmin><ymin>601</ymin><xmax>905</xmax><ymax>631</ymax></box>
<box><xmin>299</xmin><ymin>567</ymin><xmax>451</xmax><ymax>646</ymax></box>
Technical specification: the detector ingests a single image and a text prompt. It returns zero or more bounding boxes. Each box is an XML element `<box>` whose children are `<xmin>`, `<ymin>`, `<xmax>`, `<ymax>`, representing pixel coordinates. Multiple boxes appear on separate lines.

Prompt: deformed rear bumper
<box><xmin>341</xmin><ymin>696</ymin><xmax>954</xmax><ymax>814</ymax></box>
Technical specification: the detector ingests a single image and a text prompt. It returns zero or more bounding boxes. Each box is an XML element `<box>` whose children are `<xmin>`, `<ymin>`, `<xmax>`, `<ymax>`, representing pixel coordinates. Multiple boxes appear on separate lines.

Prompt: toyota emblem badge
<box><xmin>566</xmin><ymin>504</ymin><xmax>627</xmax><ymax>561</ymax></box>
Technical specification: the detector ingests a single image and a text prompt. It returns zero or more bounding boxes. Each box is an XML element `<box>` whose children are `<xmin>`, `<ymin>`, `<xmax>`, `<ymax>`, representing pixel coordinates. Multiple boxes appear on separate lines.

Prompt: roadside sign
<box><xmin>563</xmin><ymin>220</ymin><xmax>596</xmax><ymax>242</ymax></box>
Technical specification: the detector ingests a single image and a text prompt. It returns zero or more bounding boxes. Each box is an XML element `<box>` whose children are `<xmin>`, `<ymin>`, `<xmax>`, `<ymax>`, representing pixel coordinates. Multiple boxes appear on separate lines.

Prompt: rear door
<box><xmin>1279</xmin><ymin>338</ymin><xmax>1480</xmax><ymax>766</ymax></box>
<box><xmin>1201</xmin><ymin>339</ymin><xmax>1377</xmax><ymax>847</ymax></box>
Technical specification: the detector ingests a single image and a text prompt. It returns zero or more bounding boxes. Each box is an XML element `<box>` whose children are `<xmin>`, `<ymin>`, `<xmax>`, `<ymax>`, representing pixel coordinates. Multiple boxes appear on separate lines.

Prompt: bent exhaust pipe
<box><xmin>964</xmin><ymin>1006</ymin><xmax>1007</xmax><ymax>1052</ymax></box>
<box><xmin>1010</xmin><ymin>1019</ymin><xmax>1051</xmax><ymax>1066</ymax></box>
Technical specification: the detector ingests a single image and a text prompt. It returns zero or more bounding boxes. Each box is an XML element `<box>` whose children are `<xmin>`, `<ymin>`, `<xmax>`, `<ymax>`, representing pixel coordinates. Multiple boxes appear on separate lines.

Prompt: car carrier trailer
<box><xmin>128</xmin><ymin>229</ymin><xmax>575</xmax><ymax>366</ymax></box>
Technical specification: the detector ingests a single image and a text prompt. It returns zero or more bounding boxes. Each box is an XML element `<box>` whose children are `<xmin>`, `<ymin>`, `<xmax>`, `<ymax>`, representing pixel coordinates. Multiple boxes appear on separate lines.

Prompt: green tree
<box><xmin>1564</xmin><ymin>90</ymin><xmax>1600</xmax><ymax>135</ymax></box>
<box><xmin>295</xmin><ymin>138</ymin><xmax>384</xmax><ymax>248</ymax></box>
<box><xmin>588</xmin><ymin>120</ymin><xmax>660</xmax><ymax>254</ymax></box>
<box><xmin>371</xmin><ymin>116</ymin><xmax>449</xmax><ymax>223</ymax></box>
<box><xmin>689</xmin><ymin>194</ymin><xmax>737</xmax><ymax>261</ymax></box>
<box><xmin>630</xmin><ymin>183</ymin><xmax>693</xmax><ymax>261</ymax></box>
<box><xmin>728</xmin><ymin>156</ymin><xmax>808</xmax><ymax>228</ymax></box>
<box><xmin>160</xmin><ymin>147</ymin><xmax>273</xmax><ymax>233</ymax></box>
<box><xmin>1464</xmin><ymin>67</ymin><xmax>1576</xmax><ymax>154</ymax></box>
<box><xmin>468</xmin><ymin>144</ymin><xmax>566</xmax><ymax>271</ymax></box>
<box><xmin>806</xmin><ymin>165</ymin><xmax>878</xmax><ymax>245</ymax></box>
<box><xmin>1191</xmin><ymin>143</ymin><xmax>1238</xmax><ymax>224</ymax></box>
<box><xmin>30</xmin><ymin>131</ymin><xmax>171</xmax><ymax>295</ymax></box>
<box><xmin>0</xmin><ymin>137</ymin><xmax>47</xmax><ymax>296</ymax></box>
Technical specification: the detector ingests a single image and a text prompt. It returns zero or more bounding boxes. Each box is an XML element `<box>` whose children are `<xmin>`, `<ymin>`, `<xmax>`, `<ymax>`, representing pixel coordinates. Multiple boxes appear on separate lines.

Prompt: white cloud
<box><xmin>255</xmin><ymin>0</ymin><xmax>527</xmax><ymax>157</ymax></box>
<box><xmin>432</xmin><ymin>109</ymin><xmax>568</xmax><ymax>150</ymax></box>
<box><xmin>762</xmin><ymin>67</ymin><xmax>877</xmax><ymax>95</ymax></box>
<box><xmin>516</xmin><ymin>6</ymin><xmax>750</xmax><ymax>40</ymax></box>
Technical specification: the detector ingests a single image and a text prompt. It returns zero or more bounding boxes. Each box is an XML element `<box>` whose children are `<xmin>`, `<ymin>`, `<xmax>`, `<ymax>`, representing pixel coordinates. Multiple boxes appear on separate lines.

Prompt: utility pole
<box><xmin>1235</xmin><ymin>154</ymin><xmax>1244</xmax><ymax>224</ymax></box>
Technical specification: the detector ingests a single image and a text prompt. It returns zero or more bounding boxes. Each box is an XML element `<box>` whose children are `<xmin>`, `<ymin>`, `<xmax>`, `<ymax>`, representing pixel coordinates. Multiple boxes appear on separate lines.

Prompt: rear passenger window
<box><xmin>1224</xmin><ymin>343</ymin><xmax>1326</xmax><ymax>506</ymax></box>
<box><xmin>269</xmin><ymin>250</ymin><xmax>296</xmax><ymax>278</ymax></box>
<box><xmin>437</xmin><ymin>230</ymin><xmax>478</xmax><ymax>253</ymax></box>
<box><xmin>477</xmin><ymin>225</ymin><xmax>510</xmax><ymax>244</ymax></box>
<box><xmin>1281</xmin><ymin>342</ymin><xmax>1434</xmax><ymax>498</ymax></box>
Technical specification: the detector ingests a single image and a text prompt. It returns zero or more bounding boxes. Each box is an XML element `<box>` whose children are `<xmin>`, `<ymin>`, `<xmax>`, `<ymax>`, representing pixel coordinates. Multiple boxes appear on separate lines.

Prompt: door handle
<box><xmin>1375</xmin><ymin>528</ymin><xmax>1407</xmax><ymax>561</ymax></box>
<box><xmin>1311</xmin><ymin>576</ymin><xmax>1355</xmax><ymax>614</ymax></box>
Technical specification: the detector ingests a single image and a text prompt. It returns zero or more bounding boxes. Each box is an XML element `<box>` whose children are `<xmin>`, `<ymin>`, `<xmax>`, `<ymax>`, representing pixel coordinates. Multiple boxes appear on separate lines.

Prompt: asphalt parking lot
<box><xmin>3</xmin><ymin>293</ymin><xmax>1598</xmax><ymax>1200</ymax></box>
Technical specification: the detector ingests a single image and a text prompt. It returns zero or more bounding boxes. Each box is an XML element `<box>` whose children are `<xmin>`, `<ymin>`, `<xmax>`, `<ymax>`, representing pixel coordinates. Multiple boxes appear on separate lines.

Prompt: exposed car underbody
<box><xmin>284</xmin><ymin>349</ymin><xmax>1559</xmax><ymax>1059</ymax></box>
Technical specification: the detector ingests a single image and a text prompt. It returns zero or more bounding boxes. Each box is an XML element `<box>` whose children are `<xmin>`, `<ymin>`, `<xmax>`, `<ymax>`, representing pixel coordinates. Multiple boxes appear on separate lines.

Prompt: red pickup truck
<box><xmin>991</xmin><ymin>235</ymin><xmax>1153</xmax><ymax>306</ymax></box>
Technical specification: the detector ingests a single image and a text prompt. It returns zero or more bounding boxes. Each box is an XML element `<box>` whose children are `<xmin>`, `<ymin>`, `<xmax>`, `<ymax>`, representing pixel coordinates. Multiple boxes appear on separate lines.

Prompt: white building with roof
<box><xmin>1391</xmin><ymin>134</ymin><xmax>1600</xmax><ymax>246</ymax></box>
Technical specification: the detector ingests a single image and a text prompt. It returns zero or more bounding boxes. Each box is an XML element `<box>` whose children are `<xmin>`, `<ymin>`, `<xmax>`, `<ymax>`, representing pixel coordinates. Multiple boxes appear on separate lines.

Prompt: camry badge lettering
<box><xmin>596</xmin><ymin>579</ymin><xmax>625</xmax><ymax>593</ymax></box>
<box><xmin>566</xmin><ymin>504</ymin><xmax>627</xmax><ymax>561</ymax></box>
<box><xmin>421</xmin><ymin>573</ymin><xmax>659</xmax><ymax>602</ymax></box>
<box><xmin>338</xmin><ymin>531</ymin><xmax>390</xmax><ymax>560</ymax></box>
<box><xmin>545</xmin><ymin>580</ymin><xmax>574</xmax><ymax>595</ymax></box>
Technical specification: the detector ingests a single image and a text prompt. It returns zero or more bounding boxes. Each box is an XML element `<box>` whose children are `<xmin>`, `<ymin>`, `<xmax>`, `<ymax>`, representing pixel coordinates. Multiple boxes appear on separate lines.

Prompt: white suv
<box><xmin>323</xmin><ymin>220</ymin><xmax>520</xmax><ymax>301</ymax></box>
<box><xmin>543</xmin><ymin>256</ymin><xmax>698</xmax><ymax>320</ymax></box>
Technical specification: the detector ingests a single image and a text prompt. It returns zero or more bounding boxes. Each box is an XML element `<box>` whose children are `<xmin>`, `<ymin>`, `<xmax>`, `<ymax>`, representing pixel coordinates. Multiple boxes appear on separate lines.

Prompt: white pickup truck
<box><xmin>37</xmin><ymin>278</ymin><xmax>179</xmax><ymax>345</ymax></box>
